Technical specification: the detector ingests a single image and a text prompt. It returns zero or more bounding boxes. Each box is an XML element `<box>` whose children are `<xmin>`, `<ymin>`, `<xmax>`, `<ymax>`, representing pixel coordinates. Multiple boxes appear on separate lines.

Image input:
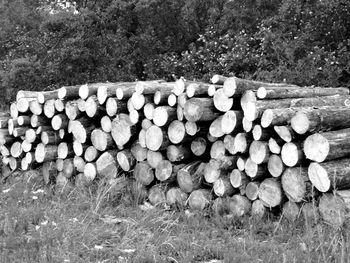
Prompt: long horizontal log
<box><xmin>308</xmin><ymin>158</ymin><xmax>350</xmax><ymax>193</ymax></box>
<box><xmin>35</xmin><ymin>143</ymin><xmax>58</xmax><ymax>163</ymax></box>
<box><xmin>184</xmin><ymin>98</ymin><xmax>219</xmax><ymax>122</ymax></box>
<box><xmin>303</xmin><ymin>128</ymin><xmax>350</xmax><ymax>162</ymax></box>
<box><xmin>58</xmin><ymin>85</ymin><xmax>81</xmax><ymax>100</ymax></box>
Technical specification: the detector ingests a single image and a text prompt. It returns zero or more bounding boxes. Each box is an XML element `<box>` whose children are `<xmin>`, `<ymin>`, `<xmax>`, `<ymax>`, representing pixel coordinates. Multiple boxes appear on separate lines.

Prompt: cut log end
<box><xmin>303</xmin><ymin>133</ymin><xmax>329</xmax><ymax>162</ymax></box>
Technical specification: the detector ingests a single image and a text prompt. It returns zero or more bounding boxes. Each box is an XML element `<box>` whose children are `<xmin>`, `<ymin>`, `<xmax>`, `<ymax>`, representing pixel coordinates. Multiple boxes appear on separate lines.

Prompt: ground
<box><xmin>0</xmin><ymin>170</ymin><xmax>349</xmax><ymax>263</ymax></box>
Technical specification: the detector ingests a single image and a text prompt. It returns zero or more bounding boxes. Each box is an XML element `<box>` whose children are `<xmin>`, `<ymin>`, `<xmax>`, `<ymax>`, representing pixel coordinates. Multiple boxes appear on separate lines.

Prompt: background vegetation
<box><xmin>0</xmin><ymin>0</ymin><xmax>350</xmax><ymax>105</ymax></box>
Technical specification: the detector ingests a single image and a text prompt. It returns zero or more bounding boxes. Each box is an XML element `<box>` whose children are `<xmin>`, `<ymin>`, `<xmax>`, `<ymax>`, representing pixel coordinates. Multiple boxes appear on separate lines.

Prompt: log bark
<box><xmin>211</xmin><ymin>74</ymin><xmax>227</xmax><ymax>85</ymax></box>
<box><xmin>291</xmin><ymin>107</ymin><xmax>350</xmax><ymax>135</ymax></box>
<box><xmin>30</xmin><ymin>115</ymin><xmax>50</xmax><ymax>128</ymax></box>
<box><xmin>228</xmin><ymin>195</ymin><xmax>251</xmax><ymax>217</ymax></box>
<box><xmin>35</xmin><ymin>143</ymin><xmax>58</xmax><ymax>163</ymax></box>
<box><xmin>249</xmin><ymin>140</ymin><xmax>269</xmax><ymax>164</ymax></box>
<box><xmin>281</xmin><ymin>167</ymin><xmax>312</xmax><ymax>203</ymax></box>
<box><xmin>96</xmin><ymin>83</ymin><xmax>129</xmax><ymax>104</ymax></box>
<box><xmin>213</xmin><ymin>176</ymin><xmax>235</xmax><ymax>197</ymax></box>
<box><xmin>281</xmin><ymin>142</ymin><xmax>304</xmax><ymax>167</ymax></box>
<box><xmin>177</xmin><ymin>161</ymin><xmax>205</xmax><ymax>193</ymax></box>
<box><xmin>37</xmin><ymin>90</ymin><xmax>59</xmax><ymax>103</ymax></box>
<box><xmin>153</xmin><ymin>106</ymin><xmax>177</xmax><ymax>127</ymax></box>
<box><xmin>130</xmin><ymin>141</ymin><xmax>148</xmax><ymax>162</ymax></box>
<box><xmin>245</xmin><ymin>181</ymin><xmax>260</xmax><ymax>201</ymax></box>
<box><xmin>258</xmin><ymin>178</ymin><xmax>283</xmax><ymax>208</ymax></box>
<box><xmin>308</xmin><ymin>158</ymin><xmax>350</xmax><ymax>193</ymax></box>
<box><xmin>16</xmin><ymin>90</ymin><xmax>39</xmax><ymax>101</ymax></box>
<box><xmin>223</xmin><ymin>77</ymin><xmax>297</xmax><ymax>97</ymax></box>
<box><xmin>166</xmin><ymin>144</ymin><xmax>192</xmax><ymax>163</ymax></box>
<box><xmin>84</xmin><ymin>146</ymin><xmax>101</xmax><ymax>162</ymax></box>
<box><xmin>188</xmin><ymin>189</ymin><xmax>211</xmax><ymax>211</ymax></box>
<box><xmin>115</xmin><ymin>82</ymin><xmax>137</xmax><ymax>100</ymax></box>
<box><xmin>12</xmin><ymin>127</ymin><xmax>28</xmax><ymax>138</ymax></box>
<box><xmin>147</xmin><ymin>150</ymin><xmax>164</xmax><ymax>169</ymax></box>
<box><xmin>117</xmin><ymin>149</ymin><xmax>136</xmax><ymax>172</ymax></box>
<box><xmin>106</xmin><ymin>98</ymin><xmax>127</xmax><ymax>117</ymax></box>
<box><xmin>96</xmin><ymin>150</ymin><xmax>119</xmax><ymax>179</ymax></box>
<box><xmin>133</xmin><ymin>161</ymin><xmax>155</xmax><ymax>186</ymax></box>
<box><xmin>257</xmin><ymin>86</ymin><xmax>349</xmax><ymax>100</ymax></box>
<box><xmin>245</xmin><ymin>158</ymin><xmax>268</xmax><ymax>179</ymax></box>
<box><xmin>190</xmin><ymin>137</ymin><xmax>207</xmax><ymax>156</ymax></box>
<box><xmin>135</xmin><ymin>81</ymin><xmax>173</xmax><ymax>95</ymax></box>
<box><xmin>303</xmin><ymin>128</ymin><xmax>350</xmax><ymax>162</ymax></box>
<box><xmin>153</xmin><ymin>85</ymin><xmax>174</xmax><ymax>105</ymax></box>
<box><xmin>91</xmin><ymin>129</ymin><xmax>114</xmax><ymax>151</ymax></box>
<box><xmin>186</xmin><ymin>82</ymin><xmax>217</xmax><ymax>98</ymax></box>
<box><xmin>184</xmin><ymin>98</ymin><xmax>219</xmax><ymax>122</ymax></box>
<box><xmin>267</xmin><ymin>154</ymin><xmax>285</xmax><ymax>178</ymax></box>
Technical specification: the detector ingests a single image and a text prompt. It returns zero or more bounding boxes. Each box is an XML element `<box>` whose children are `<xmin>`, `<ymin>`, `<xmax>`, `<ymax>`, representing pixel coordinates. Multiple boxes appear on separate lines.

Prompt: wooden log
<box><xmin>73</xmin><ymin>156</ymin><xmax>86</xmax><ymax>173</ymax></box>
<box><xmin>212</xmin><ymin>197</ymin><xmax>229</xmax><ymax>215</ymax></box>
<box><xmin>145</xmin><ymin>125</ymin><xmax>170</xmax><ymax>151</ymax></box>
<box><xmin>12</xmin><ymin>127</ymin><xmax>28</xmax><ymax>138</ymax></box>
<box><xmin>116</xmin><ymin>149</ymin><xmax>136</xmax><ymax>172</ymax></box>
<box><xmin>37</xmin><ymin>90</ymin><xmax>59</xmax><ymax>103</ymax></box>
<box><xmin>135</xmin><ymin>81</ymin><xmax>173</xmax><ymax>95</ymax></box>
<box><xmin>57</xmin><ymin>142</ymin><xmax>74</xmax><ymax>159</ymax></box>
<box><xmin>143</xmin><ymin>103</ymin><xmax>155</xmax><ymax>120</ymax></box>
<box><xmin>282</xmin><ymin>201</ymin><xmax>301</xmax><ymax>221</ymax></box>
<box><xmin>8</xmin><ymin>157</ymin><xmax>20</xmax><ymax>171</ymax></box>
<box><xmin>185</xmin><ymin>82</ymin><xmax>212</xmax><ymax>98</ymax></box>
<box><xmin>303</xmin><ymin>128</ymin><xmax>350</xmax><ymax>162</ymax></box>
<box><xmin>301</xmin><ymin>202</ymin><xmax>320</xmax><ymax>224</ymax></box>
<box><xmin>0</xmin><ymin>117</ymin><xmax>9</xmax><ymax>129</ymax></box>
<box><xmin>100</xmin><ymin>116</ymin><xmax>112</xmax><ymax>133</ymax></box>
<box><xmin>91</xmin><ymin>129</ymin><xmax>114</xmax><ymax>151</ymax></box>
<box><xmin>213</xmin><ymin>176</ymin><xmax>235</xmax><ymax>197</ymax></box>
<box><xmin>249</xmin><ymin>140</ymin><xmax>269</xmax><ymax>164</ymax></box>
<box><xmin>184</xmin><ymin>98</ymin><xmax>219</xmax><ymax>122</ymax></box>
<box><xmin>56</xmin><ymin>158</ymin><xmax>64</xmax><ymax>172</ymax></box>
<box><xmin>281</xmin><ymin>142</ymin><xmax>304</xmax><ymax>167</ymax></box>
<box><xmin>65</xmin><ymin>100</ymin><xmax>83</xmax><ymax>120</ymax></box>
<box><xmin>133</xmin><ymin>161</ymin><xmax>155</xmax><ymax>186</ymax></box>
<box><xmin>308</xmin><ymin>158</ymin><xmax>350</xmax><ymax>193</ymax></box>
<box><xmin>0</xmin><ymin>145</ymin><xmax>10</xmax><ymax>156</ymax></box>
<box><xmin>83</xmin><ymin>162</ymin><xmax>97</xmax><ymax>183</ymax></box>
<box><xmin>130</xmin><ymin>93</ymin><xmax>152</xmax><ymax>110</ymax></box>
<box><xmin>106</xmin><ymin>98</ymin><xmax>127</xmax><ymax>117</ymax></box>
<box><xmin>73</xmin><ymin>141</ymin><xmax>88</xmax><ymax>157</ymax></box>
<box><xmin>30</xmin><ymin>115</ymin><xmax>49</xmax><ymax>128</ymax></box>
<box><xmin>96</xmin><ymin>83</ymin><xmax>127</xmax><ymax>104</ymax></box>
<box><xmin>291</xmin><ymin>107</ymin><xmax>350</xmax><ymax>135</ymax></box>
<box><xmin>10</xmin><ymin>141</ymin><xmax>23</xmax><ymax>158</ymax></box>
<box><xmin>43</xmin><ymin>99</ymin><xmax>56</xmax><ymax>118</ymax></box>
<box><xmin>184</xmin><ymin>121</ymin><xmax>197</xmax><ymax>136</ymax></box>
<box><xmin>167</xmin><ymin>120</ymin><xmax>186</xmax><ymax>144</ymax></box>
<box><xmin>115</xmin><ymin>82</ymin><xmax>137</xmax><ymax>100</ymax></box>
<box><xmin>221</xmin><ymin>110</ymin><xmax>243</xmax><ymax>134</ymax></box>
<box><xmin>35</xmin><ymin>143</ymin><xmax>58</xmax><ymax>163</ymax></box>
<box><xmin>204</xmin><ymin>157</ymin><xmax>236</xmax><ymax>183</ymax></box>
<box><xmin>244</xmin><ymin>94</ymin><xmax>350</xmax><ymax>122</ymax></box>
<box><xmin>210</xmin><ymin>140</ymin><xmax>226</xmax><ymax>159</ymax></box>
<box><xmin>230</xmin><ymin>169</ymin><xmax>249</xmax><ymax>190</ymax></box>
<box><xmin>58</xmin><ymin>85</ymin><xmax>81</xmax><ymax>100</ymax></box>
<box><xmin>261</xmin><ymin>107</ymin><xmax>310</xmax><ymax>128</ymax></box>
<box><xmin>84</xmin><ymin>146</ymin><xmax>101</xmax><ymax>162</ymax></box>
<box><xmin>190</xmin><ymin>137</ymin><xmax>207</xmax><ymax>156</ymax></box>
<box><xmin>10</xmin><ymin>102</ymin><xmax>19</xmax><ymax>119</ymax></box>
<box><xmin>258</xmin><ymin>178</ymin><xmax>283</xmax><ymax>208</ymax></box>
<box><xmin>166</xmin><ymin>187</ymin><xmax>188</xmax><ymax>208</ymax></box>
<box><xmin>166</xmin><ymin>145</ymin><xmax>192</xmax><ymax>163</ymax></box>
<box><xmin>85</xmin><ymin>95</ymin><xmax>105</xmax><ymax>118</ymax></box>
<box><xmin>21</xmin><ymin>158</ymin><xmax>29</xmax><ymax>171</ymax></box>
<box><xmin>177</xmin><ymin>93</ymin><xmax>187</xmax><ymax>108</ymax></box>
<box><xmin>257</xmin><ymin>86</ymin><xmax>349</xmax><ymax>100</ymax></box>
<box><xmin>177</xmin><ymin>161</ymin><xmax>205</xmax><ymax>193</ymax></box>
<box><xmin>242</xmin><ymin>117</ymin><xmax>253</xmax><ymax>133</ymax></box>
<box><xmin>96</xmin><ymin>150</ymin><xmax>119</xmax><ymax>179</ymax></box>
<box><xmin>21</xmin><ymin>140</ymin><xmax>32</xmax><ymax>153</ymax></box>
<box><xmin>236</xmin><ymin>157</ymin><xmax>247</xmax><ymax>172</ymax></box>
<box><xmin>16</xmin><ymin>90</ymin><xmax>39</xmax><ymax>101</ymax></box>
<box><xmin>17</xmin><ymin>116</ymin><xmax>31</xmax><ymax>126</ymax></box>
<box><xmin>17</xmin><ymin>97</ymin><xmax>36</xmax><ymax>113</ymax></box>
<box><xmin>234</xmin><ymin>133</ymin><xmax>251</xmax><ymax>154</ymax></box>
<box><xmin>274</xmin><ymin>126</ymin><xmax>295</xmax><ymax>143</ymax></box>
<box><xmin>168</xmin><ymin>93</ymin><xmax>177</xmax><ymax>107</ymax></box>
<box><xmin>153</xmin><ymin>106</ymin><xmax>177</xmax><ymax>127</ymax></box>
<box><xmin>268</xmin><ymin>137</ymin><xmax>282</xmax><ymax>154</ymax></box>
<box><xmin>62</xmin><ymin>158</ymin><xmax>76</xmax><ymax>178</ymax></box>
<box><xmin>223</xmin><ymin>77</ymin><xmax>297</xmax><ymax>97</ymax></box>
<box><xmin>209</xmin><ymin>115</ymin><xmax>225</xmax><ymax>138</ymax></box>
<box><xmin>318</xmin><ymin>193</ymin><xmax>346</xmax><ymax>227</ymax></box>
<box><xmin>211</xmin><ymin>75</ymin><xmax>227</xmax><ymax>85</ymax></box>
<box><xmin>227</xmin><ymin>195</ymin><xmax>251</xmax><ymax>217</ymax></box>
<box><xmin>147</xmin><ymin>150</ymin><xmax>164</xmax><ymax>169</ymax></box>
<box><xmin>281</xmin><ymin>167</ymin><xmax>312</xmax><ymax>203</ymax></box>
<box><xmin>130</xmin><ymin>141</ymin><xmax>148</xmax><ymax>162</ymax></box>
<box><xmin>24</xmin><ymin>129</ymin><xmax>37</xmax><ymax>143</ymax></box>
<box><xmin>155</xmin><ymin>160</ymin><xmax>184</xmax><ymax>183</ymax></box>
<box><xmin>223</xmin><ymin>134</ymin><xmax>235</xmax><ymax>155</ymax></box>
<box><xmin>148</xmin><ymin>184</ymin><xmax>167</xmax><ymax>206</ymax></box>
<box><xmin>111</xmin><ymin>114</ymin><xmax>136</xmax><ymax>148</ymax></box>
<box><xmin>252</xmin><ymin>124</ymin><xmax>272</xmax><ymax>141</ymax></box>
<box><xmin>29</xmin><ymin>100</ymin><xmax>43</xmax><ymax>115</ymax></box>
<box><xmin>213</xmin><ymin>88</ymin><xmax>233</xmax><ymax>112</ymax></box>
<box><xmin>251</xmin><ymin>199</ymin><xmax>268</xmax><ymax>219</ymax></box>
<box><xmin>188</xmin><ymin>189</ymin><xmax>212</xmax><ymax>211</ymax></box>
<box><xmin>245</xmin><ymin>158</ymin><xmax>268</xmax><ymax>179</ymax></box>
<box><xmin>245</xmin><ymin>182</ymin><xmax>260</xmax><ymax>201</ymax></box>
<box><xmin>41</xmin><ymin>131</ymin><xmax>61</xmax><ymax>145</ymax></box>
<box><xmin>267</xmin><ymin>154</ymin><xmax>285</xmax><ymax>178</ymax></box>
<box><xmin>51</xmin><ymin>114</ymin><xmax>69</xmax><ymax>131</ymax></box>
<box><xmin>54</xmin><ymin>99</ymin><xmax>66</xmax><ymax>112</ymax></box>
<box><xmin>71</xmin><ymin>119</ymin><xmax>95</xmax><ymax>144</ymax></box>
<box><xmin>153</xmin><ymin>85</ymin><xmax>174</xmax><ymax>105</ymax></box>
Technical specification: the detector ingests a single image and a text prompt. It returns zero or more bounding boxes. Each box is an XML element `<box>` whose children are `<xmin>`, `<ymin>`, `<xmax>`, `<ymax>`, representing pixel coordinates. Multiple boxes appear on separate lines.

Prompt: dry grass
<box><xmin>0</xmin><ymin>170</ymin><xmax>350</xmax><ymax>263</ymax></box>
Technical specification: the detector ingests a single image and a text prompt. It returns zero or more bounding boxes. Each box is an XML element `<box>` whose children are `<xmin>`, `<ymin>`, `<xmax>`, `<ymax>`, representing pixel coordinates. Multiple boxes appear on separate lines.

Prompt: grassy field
<box><xmin>0</xmin><ymin>170</ymin><xmax>349</xmax><ymax>263</ymax></box>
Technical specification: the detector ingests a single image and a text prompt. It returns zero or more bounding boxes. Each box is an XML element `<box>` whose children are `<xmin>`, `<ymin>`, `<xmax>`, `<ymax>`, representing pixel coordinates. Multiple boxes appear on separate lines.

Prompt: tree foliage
<box><xmin>0</xmin><ymin>0</ymin><xmax>349</xmax><ymax>105</ymax></box>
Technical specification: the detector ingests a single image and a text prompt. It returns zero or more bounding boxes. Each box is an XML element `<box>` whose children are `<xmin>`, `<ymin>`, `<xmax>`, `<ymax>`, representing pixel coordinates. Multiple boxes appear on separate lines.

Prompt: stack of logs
<box><xmin>1</xmin><ymin>75</ymin><xmax>350</xmax><ymax>227</ymax></box>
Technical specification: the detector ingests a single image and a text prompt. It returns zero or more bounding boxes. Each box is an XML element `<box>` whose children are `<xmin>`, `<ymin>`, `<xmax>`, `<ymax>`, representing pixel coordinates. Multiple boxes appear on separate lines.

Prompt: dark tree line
<box><xmin>0</xmin><ymin>0</ymin><xmax>349</xmax><ymax>105</ymax></box>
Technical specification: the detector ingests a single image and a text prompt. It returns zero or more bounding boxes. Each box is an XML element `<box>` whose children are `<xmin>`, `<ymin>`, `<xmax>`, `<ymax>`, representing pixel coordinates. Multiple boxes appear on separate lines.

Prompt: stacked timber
<box><xmin>1</xmin><ymin>75</ymin><xmax>350</xmax><ymax>227</ymax></box>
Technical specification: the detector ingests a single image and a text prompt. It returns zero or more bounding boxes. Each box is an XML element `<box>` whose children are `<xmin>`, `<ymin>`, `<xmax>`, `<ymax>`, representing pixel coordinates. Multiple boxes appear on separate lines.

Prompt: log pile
<box><xmin>1</xmin><ymin>75</ymin><xmax>350</xmax><ymax>227</ymax></box>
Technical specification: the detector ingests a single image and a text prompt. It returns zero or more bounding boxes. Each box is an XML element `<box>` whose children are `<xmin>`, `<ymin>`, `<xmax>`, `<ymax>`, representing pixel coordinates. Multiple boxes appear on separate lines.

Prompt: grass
<box><xmin>0</xmin><ymin>170</ymin><xmax>350</xmax><ymax>263</ymax></box>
